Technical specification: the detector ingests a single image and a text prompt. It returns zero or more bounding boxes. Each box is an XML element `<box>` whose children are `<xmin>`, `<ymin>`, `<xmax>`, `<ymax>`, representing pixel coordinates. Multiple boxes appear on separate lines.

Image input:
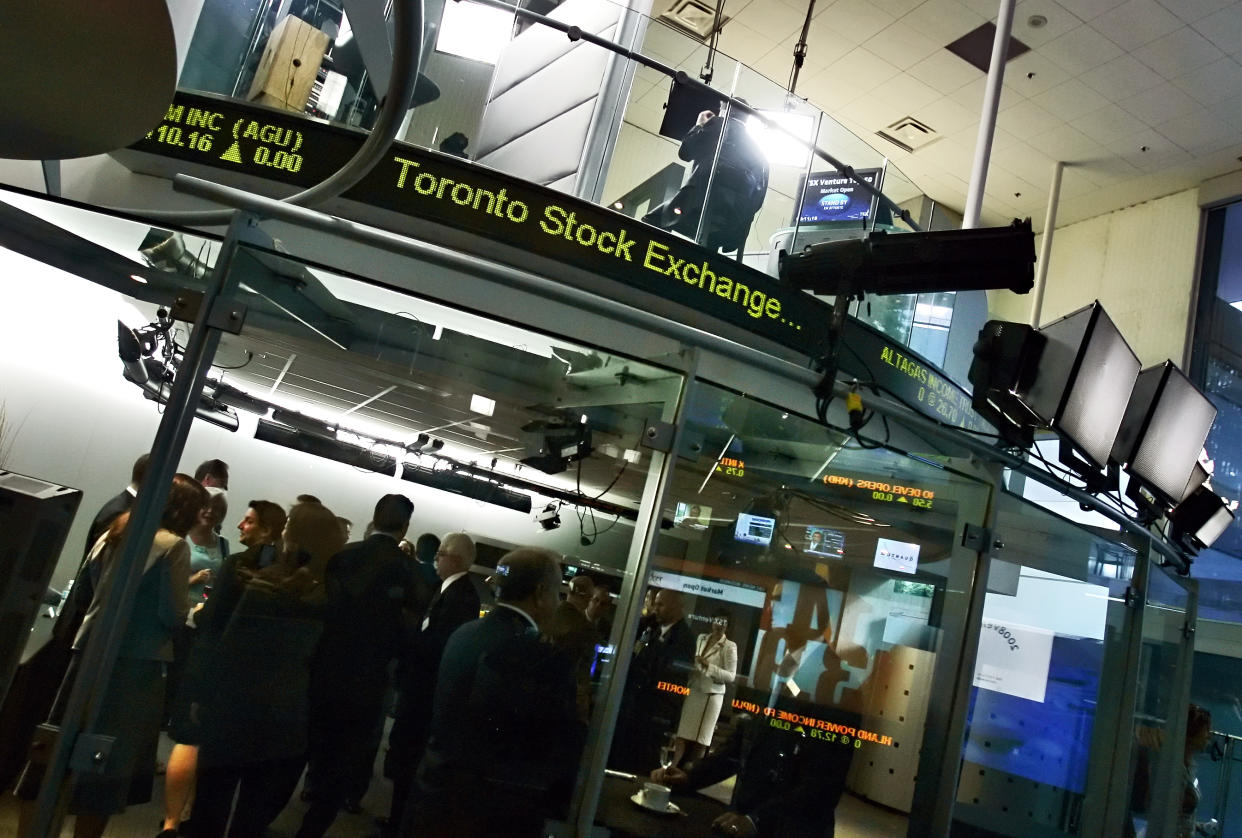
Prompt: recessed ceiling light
<box><xmin>1027</xmin><ymin>14</ymin><xmax>1048</xmax><ymax>28</ymax></box>
<box><xmin>130</xmin><ymin>274</ymin><xmax>148</xmax><ymax>284</ymax></box>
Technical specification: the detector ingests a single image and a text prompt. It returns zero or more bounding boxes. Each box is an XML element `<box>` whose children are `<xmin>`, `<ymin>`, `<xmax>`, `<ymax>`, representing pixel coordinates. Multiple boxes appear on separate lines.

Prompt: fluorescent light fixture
<box><xmin>746</xmin><ymin>110</ymin><xmax>816</xmax><ymax>169</ymax></box>
<box><xmin>470</xmin><ymin>393</ymin><xmax>496</xmax><ymax>416</ymax></box>
<box><xmin>436</xmin><ymin>0</ymin><xmax>515</xmax><ymax>64</ymax></box>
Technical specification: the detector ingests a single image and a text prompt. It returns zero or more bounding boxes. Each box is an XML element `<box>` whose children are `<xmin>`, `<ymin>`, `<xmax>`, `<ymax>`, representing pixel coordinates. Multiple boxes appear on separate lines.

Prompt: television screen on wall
<box><xmin>795</xmin><ymin>168</ymin><xmax>883</xmax><ymax>225</ymax></box>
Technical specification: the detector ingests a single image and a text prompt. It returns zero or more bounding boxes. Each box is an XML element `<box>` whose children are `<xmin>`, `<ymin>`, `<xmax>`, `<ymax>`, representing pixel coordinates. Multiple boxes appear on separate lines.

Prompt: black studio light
<box><xmin>778</xmin><ymin>218</ymin><xmax>1036</xmax><ymax>297</ymax></box>
<box><xmin>1169</xmin><ymin>484</ymin><xmax>1234</xmax><ymax>555</ymax></box>
<box><xmin>968</xmin><ymin>302</ymin><xmax>1144</xmax><ymax>493</ymax></box>
<box><xmin>968</xmin><ymin>320</ymin><xmax>1046</xmax><ymax>448</ymax></box>
<box><xmin>1024</xmin><ymin>303</ymin><xmax>1141</xmax><ymax>485</ymax></box>
<box><xmin>520</xmin><ymin>416</ymin><xmax>592</xmax><ymax>475</ymax></box>
<box><xmin>536</xmin><ymin>501</ymin><xmax>562</xmax><ymax>530</ymax></box>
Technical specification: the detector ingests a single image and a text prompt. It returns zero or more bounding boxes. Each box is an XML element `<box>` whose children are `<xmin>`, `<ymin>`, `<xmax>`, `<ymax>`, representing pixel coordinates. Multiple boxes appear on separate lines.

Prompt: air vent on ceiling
<box><xmin>659</xmin><ymin>0</ymin><xmax>730</xmax><ymax>39</ymax></box>
<box><xmin>946</xmin><ymin>22</ymin><xmax>1030</xmax><ymax>73</ymax></box>
<box><xmin>876</xmin><ymin>117</ymin><xmax>939</xmax><ymax>153</ymax></box>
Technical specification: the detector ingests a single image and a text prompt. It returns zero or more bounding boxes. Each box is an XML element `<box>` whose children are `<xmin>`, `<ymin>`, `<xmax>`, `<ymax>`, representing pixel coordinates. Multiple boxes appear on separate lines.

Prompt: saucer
<box><xmin>630</xmin><ymin>791</ymin><xmax>683</xmax><ymax>816</ymax></box>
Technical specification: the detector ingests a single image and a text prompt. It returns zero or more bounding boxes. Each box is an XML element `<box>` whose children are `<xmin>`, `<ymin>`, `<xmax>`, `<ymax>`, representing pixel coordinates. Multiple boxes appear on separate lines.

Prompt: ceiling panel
<box><xmin>1193</xmin><ymin>3</ymin><xmax>1242</xmax><ymax>52</ymax></box>
<box><xmin>1132</xmin><ymin>25</ymin><xmax>1225</xmax><ymax>76</ymax></box>
<box><xmin>864</xmin><ymin>21</ymin><xmax>944</xmax><ymax>70</ymax></box>
<box><xmin>1116</xmin><ymin>82</ymin><xmax>1202</xmax><ymax>125</ymax></box>
<box><xmin>1080</xmin><ymin>54</ymin><xmax>1166</xmax><ymax>100</ymax></box>
<box><xmin>1091</xmin><ymin>0</ymin><xmax>1182</xmax><ymax>51</ymax></box>
<box><xmin>1039</xmin><ymin>24</ymin><xmax>1125</xmax><ymax>74</ymax></box>
<box><xmin>627</xmin><ymin>0</ymin><xmax>1242</xmax><ymax>231</ymax></box>
<box><xmin>902</xmin><ymin>0</ymin><xmax>987</xmax><ymax>43</ymax></box>
<box><xmin>811</xmin><ymin>1</ymin><xmax>895</xmax><ymax>44</ymax></box>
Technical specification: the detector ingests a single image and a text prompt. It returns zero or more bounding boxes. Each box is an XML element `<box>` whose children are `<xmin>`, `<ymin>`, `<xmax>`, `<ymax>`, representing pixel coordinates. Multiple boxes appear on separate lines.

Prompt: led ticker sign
<box><xmin>128</xmin><ymin>94</ymin><xmax>810</xmax><ymax>350</ymax></box>
<box><xmin>652</xmin><ymin>683</ymin><xmax>895</xmax><ymax>749</ymax></box>
<box><xmin>822</xmin><ymin>473</ymin><xmax>935</xmax><ymax>509</ymax></box>
<box><xmin>715</xmin><ymin>456</ymin><xmax>746</xmax><ymax>477</ymax></box>
<box><xmin>125</xmin><ymin>92</ymin><xmax>992</xmax><ymax>435</ymax></box>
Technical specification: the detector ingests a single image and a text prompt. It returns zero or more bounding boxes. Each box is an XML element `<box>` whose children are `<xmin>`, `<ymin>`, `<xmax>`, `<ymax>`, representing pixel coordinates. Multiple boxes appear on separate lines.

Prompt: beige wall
<box><xmin>988</xmin><ymin>187</ymin><xmax>1202</xmax><ymax>368</ymax></box>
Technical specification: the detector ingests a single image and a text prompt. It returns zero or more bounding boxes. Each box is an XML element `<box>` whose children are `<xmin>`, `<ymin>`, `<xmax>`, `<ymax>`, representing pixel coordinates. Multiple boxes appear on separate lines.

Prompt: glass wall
<box><xmin>174</xmin><ymin>0</ymin><xmax>931</xmax><ymax>285</ymax></box>
<box><xmin>0</xmin><ymin>188</ymin><xmax>1197</xmax><ymax>838</ymax></box>
<box><xmin>594</xmin><ymin>381</ymin><xmax>992</xmax><ymax>836</ymax></box>
<box><xmin>952</xmin><ymin>490</ymin><xmax>1139</xmax><ymax>838</ymax></box>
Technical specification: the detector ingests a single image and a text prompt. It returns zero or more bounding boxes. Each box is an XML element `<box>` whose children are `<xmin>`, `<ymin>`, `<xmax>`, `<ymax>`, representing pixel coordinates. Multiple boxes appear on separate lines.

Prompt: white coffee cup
<box><xmin>640</xmin><ymin>782</ymin><xmax>671</xmax><ymax>811</ymax></box>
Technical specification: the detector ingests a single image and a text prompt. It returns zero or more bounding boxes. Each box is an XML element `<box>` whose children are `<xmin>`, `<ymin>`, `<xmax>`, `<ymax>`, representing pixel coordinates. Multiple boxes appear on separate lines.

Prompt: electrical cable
<box><xmin>211</xmin><ymin>350</ymin><xmax>254</xmax><ymax>370</ymax></box>
<box><xmin>115</xmin><ymin>0</ymin><xmax>424</xmax><ymax>227</ymax></box>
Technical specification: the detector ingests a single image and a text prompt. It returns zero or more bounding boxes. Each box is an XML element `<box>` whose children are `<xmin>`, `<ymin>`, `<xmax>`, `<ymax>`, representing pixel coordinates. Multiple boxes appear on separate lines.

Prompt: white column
<box><xmin>1029</xmin><ymin>160</ymin><xmax>1065</xmax><ymax>328</ymax></box>
<box><xmin>961</xmin><ymin>0</ymin><xmax>1016</xmax><ymax>229</ymax></box>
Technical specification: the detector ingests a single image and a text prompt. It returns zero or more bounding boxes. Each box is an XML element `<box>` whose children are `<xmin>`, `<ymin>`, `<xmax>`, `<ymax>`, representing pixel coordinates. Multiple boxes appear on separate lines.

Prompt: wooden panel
<box><xmin>246</xmin><ymin>15</ymin><xmax>330</xmax><ymax>113</ymax></box>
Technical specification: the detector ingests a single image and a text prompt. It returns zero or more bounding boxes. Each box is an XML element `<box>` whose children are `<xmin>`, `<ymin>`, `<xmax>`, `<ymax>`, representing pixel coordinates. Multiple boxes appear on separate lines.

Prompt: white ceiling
<box><xmin>688</xmin><ymin>0</ymin><xmax>1242</xmax><ymax>229</ymax></box>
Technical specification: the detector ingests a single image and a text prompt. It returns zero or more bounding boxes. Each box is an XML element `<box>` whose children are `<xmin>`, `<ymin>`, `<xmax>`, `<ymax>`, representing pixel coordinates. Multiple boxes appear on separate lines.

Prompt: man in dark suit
<box><xmin>642</xmin><ymin>101</ymin><xmax>769</xmax><ymax>257</ymax></box>
<box><xmin>547</xmin><ymin>574</ymin><xmax>599</xmax><ymax>720</ymax></box>
<box><xmin>84</xmin><ymin>453</ymin><xmax>149</xmax><ymax>555</ymax></box>
<box><xmin>411</xmin><ymin>548</ymin><xmax>581</xmax><ymax>838</ymax></box>
<box><xmin>382</xmin><ymin>531</ymin><xmax>481</xmax><ymax>834</ymax></box>
<box><xmin>296</xmin><ymin>494</ymin><xmax>429</xmax><ymax>838</ymax></box>
<box><xmin>613</xmin><ymin>588</ymin><xmax>695</xmax><ymax>772</ymax></box>
<box><xmin>652</xmin><ymin>687</ymin><xmax>857</xmax><ymax>838</ymax></box>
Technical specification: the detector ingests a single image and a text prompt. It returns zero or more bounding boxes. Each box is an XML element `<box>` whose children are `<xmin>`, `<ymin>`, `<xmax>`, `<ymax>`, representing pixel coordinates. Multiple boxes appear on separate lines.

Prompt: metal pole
<box><xmin>571</xmin><ymin>359</ymin><xmax>699</xmax><ymax>837</ymax></box>
<box><xmin>962</xmin><ymin>0</ymin><xmax>1016</xmax><ymax>229</ymax></box>
<box><xmin>25</xmin><ymin>212</ymin><xmax>257</xmax><ymax>838</ymax></box>
<box><xmin>1029</xmin><ymin>160</ymin><xmax>1065</xmax><ymax>327</ymax></box>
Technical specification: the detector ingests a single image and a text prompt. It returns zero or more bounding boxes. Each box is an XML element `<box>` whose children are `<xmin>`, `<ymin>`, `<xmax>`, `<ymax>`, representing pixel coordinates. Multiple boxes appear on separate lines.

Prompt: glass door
<box><xmin>951</xmin><ymin>489</ymin><xmax>1142</xmax><ymax>838</ymax></box>
<box><xmin>1126</xmin><ymin>565</ymin><xmax>1199</xmax><ymax>838</ymax></box>
<box><xmin>590</xmin><ymin>381</ymin><xmax>993</xmax><ymax>837</ymax></box>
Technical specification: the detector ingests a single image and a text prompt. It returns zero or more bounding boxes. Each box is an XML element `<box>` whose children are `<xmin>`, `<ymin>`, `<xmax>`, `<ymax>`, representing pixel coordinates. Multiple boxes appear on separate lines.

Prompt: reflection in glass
<box><xmin>600</xmin><ymin>384</ymin><xmax>979</xmax><ymax>836</ymax></box>
<box><xmin>955</xmin><ymin>492</ymin><xmax>1137</xmax><ymax>838</ymax></box>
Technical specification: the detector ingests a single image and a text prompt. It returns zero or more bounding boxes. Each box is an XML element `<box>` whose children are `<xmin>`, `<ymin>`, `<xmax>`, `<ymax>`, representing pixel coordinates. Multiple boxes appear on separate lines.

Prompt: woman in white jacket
<box><xmin>674</xmin><ymin>610</ymin><xmax>737</xmax><ymax>764</ymax></box>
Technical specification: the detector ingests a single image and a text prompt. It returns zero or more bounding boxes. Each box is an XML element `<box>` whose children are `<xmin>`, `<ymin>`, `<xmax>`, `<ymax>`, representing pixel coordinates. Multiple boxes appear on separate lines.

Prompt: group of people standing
<box><xmin>8</xmin><ymin>453</ymin><xmax>602</xmax><ymax>838</ymax></box>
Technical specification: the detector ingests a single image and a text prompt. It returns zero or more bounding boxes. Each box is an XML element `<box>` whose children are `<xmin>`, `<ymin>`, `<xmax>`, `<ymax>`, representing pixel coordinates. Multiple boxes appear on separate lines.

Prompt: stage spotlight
<box><xmin>1024</xmin><ymin>302</ymin><xmax>1140</xmax><ymax>486</ymax></box>
<box><xmin>1169</xmin><ymin>485</ymin><xmax>1234</xmax><ymax>554</ymax></box>
<box><xmin>1112</xmin><ymin>361</ymin><xmax>1217</xmax><ymax>514</ymax></box>
<box><xmin>520</xmin><ymin>417</ymin><xmax>592</xmax><ymax>475</ymax></box>
<box><xmin>406</xmin><ymin>432</ymin><xmax>430</xmax><ymax>453</ymax></box>
<box><xmin>778</xmin><ymin>218</ymin><xmax>1036</xmax><ymax>297</ymax></box>
<box><xmin>536</xmin><ymin>501</ymin><xmax>562</xmax><ymax>531</ymax></box>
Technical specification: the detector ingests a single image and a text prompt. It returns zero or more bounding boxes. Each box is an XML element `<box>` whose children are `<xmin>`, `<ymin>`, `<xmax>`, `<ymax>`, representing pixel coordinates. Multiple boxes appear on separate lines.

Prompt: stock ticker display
<box><xmin>130</xmin><ymin>92</ymin><xmax>989</xmax><ymax>435</ymax></box>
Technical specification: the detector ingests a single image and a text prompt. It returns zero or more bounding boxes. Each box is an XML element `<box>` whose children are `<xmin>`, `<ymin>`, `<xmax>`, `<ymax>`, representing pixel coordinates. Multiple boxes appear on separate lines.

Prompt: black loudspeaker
<box><xmin>0</xmin><ymin>471</ymin><xmax>82</xmax><ymax>708</ymax></box>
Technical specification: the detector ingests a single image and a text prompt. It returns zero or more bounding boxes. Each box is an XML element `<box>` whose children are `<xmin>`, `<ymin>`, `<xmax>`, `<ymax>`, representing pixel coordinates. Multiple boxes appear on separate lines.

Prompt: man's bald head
<box><xmin>566</xmin><ymin>574</ymin><xmax>595</xmax><ymax>610</ymax></box>
<box><xmin>494</xmin><ymin>547</ymin><xmax>562</xmax><ymax>628</ymax></box>
<box><xmin>435</xmin><ymin>532</ymin><xmax>476</xmax><ymax>580</ymax></box>
<box><xmin>652</xmin><ymin>589</ymin><xmax>685</xmax><ymax>627</ymax></box>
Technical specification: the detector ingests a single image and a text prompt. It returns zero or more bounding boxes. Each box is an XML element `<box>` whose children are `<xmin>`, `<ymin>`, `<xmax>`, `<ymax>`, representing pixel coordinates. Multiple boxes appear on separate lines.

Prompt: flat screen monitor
<box><xmin>795</xmin><ymin>168</ymin><xmax>882</xmax><ymax>225</ymax></box>
<box><xmin>674</xmin><ymin>501</ymin><xmax>711</xmax><ymax>529</ymax></box>
<box><xmin>804</xmin><ymin>526</ymin><xmax>845</xmax><ymax>557</ymax></box>
<box><xmin>733</xmin><ymin>512</ymin><xmax>776</xmax><ymax>546</ymax></box>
